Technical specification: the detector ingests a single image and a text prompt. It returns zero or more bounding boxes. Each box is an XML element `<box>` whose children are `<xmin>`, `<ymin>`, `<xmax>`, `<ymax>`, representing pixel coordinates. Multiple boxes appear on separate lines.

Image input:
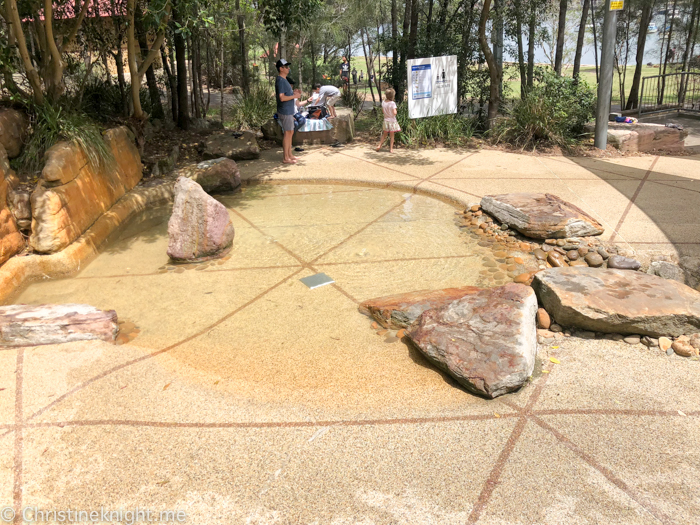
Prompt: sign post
<box><xmin>594</xmin><ymin>0</ymin><xmax>621</xmax><ymax>149</ymax></box>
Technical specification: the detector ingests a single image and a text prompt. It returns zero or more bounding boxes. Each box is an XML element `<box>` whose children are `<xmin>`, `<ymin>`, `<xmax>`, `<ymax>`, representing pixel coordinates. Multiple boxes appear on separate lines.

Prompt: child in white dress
<box><xmin>376</xmin><ymin>89</ymin><xmax>401</xmax><ymax>153</ymax></box>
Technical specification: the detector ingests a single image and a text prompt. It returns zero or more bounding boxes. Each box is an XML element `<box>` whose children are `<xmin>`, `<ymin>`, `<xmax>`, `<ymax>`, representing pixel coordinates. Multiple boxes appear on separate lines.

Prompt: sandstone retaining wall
<box><xmin>0</xmin><ymin>144</ymin><xmax>24</xmax><ymax>265</ymax></box>
<box><xmin>30</xmin><ymin>127</ymin><xmax>143</xmax><ymax>254</ymax></box>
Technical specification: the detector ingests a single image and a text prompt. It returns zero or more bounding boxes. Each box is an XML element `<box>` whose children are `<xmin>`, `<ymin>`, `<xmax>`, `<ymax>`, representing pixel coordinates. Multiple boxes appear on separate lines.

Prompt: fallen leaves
<box><xmin>549</xmin><ymin>357</ymin><xmax>561</xmax><ymax>364</ymax></box>
<box><xmin>163</xmin><ymin>382</ymin><xmax>172</xmax><ymax>391</ymax></box>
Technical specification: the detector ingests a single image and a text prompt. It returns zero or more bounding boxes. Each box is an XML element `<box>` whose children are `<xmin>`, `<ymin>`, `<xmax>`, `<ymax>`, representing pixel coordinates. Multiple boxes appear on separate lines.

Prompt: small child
<box><xmin>376</xmin><ymin>89</ymin><xmax>400</xmax><ymax>153</ymax></box>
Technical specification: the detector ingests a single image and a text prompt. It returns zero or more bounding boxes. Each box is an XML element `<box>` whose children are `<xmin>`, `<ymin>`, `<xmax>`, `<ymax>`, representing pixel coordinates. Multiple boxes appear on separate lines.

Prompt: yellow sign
<box><xmin>610</xmin><ymin>0</ymin><xmax>624</xmax><ymax>10</ymax></box>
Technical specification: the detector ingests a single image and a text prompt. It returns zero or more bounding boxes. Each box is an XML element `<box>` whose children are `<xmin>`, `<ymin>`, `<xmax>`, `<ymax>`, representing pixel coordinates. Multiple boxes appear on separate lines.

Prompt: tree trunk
<box><xmin>514</xmin><ymin>1</ymin><xmax>526</xmax><ymax>98</ymax></box>
<box><xmin>527</xmin><ymin>0</ymin><xmax>536</xmax><ymax>88</ymax></box>
<box><xmin>6</xmin><ymin>0</ymin><xmax>44</xmax><ymax>103</ymax></box>
<box><xmin>426</xmin><ymin>0</ymin><xmax>434</xmax><ymax>50</ymax></box>
<box><xmin>397</xmin><ymin>0</ymin><xmax>412</xmax><ymax>102</ymax></box>
<box><xmin>619</xmin><ymin>0</ymin><xmax>631</xmax><ymax>109</ymax></box>
<box><xmin>160</xmin><ymin>43</ymin><xmax>178</xmax><ymax>121</ymax></box>
<box><xmin>235</xmin><ymin>0</ymin><xmax>249</xmax><ymax>95</ymax></box>
<box><xmin>115</xmin><ymin>46</ymin><xmax>128</xmax><ymax>116</ymax></box>
<box><xmin>173</xmin><ymin>7</ymin><xmax>189</xmax><ymax>129</ymax></box>
<box><xmin>136</xmin><ymin>9</ymin><xmax>164</xmax><ymax>119</ymax></box>
<box><xmin>391</xmin><ymin>0</ymin><xmax>398</xmax><ymax>93</ymax></box>
<box><xmin>479</xmin><ymin>0</ymin><xmax>501</xmax><ymax>128</ymax></box>
<box><xmin>220</xmin><ymin>32</ymin><xmax>224</xmax><ymax>123</ymax></box>
<box><xmin>591</xmin><ymin>0</ymin><xmax>599</xmax><ymax>82</ymax></box>
<box><xmin>408</xmin><ymin>0</ymin><xmax>419</xmax><ymax>59</ymax></box>
<box><xmin>554</xmin><ymin>0</ymin><xmax>568</xmax><ymax>75</ymax></box>
<box><xmin>311</xmin><ymin>39</ymin><xmax>317</xmax><ymax>84</ymax></box>
<box><xmin>682</xmin><ymin>0</ymin><xmax>699</xmax><ymax>71</ymax></box>
<box><xmin>360</xmin><ymin>29</ymin><xmax>376</xmax><ymax>104</ymax></box>
<box><xmin>280</xmin><ymin>30</ymin><xmax>287</xmax><ymax>60</ymax></box>
<box><xmin>573</xmin><ymin>0</ymin><xmax>591</xmax><ymax>79</ymax></box>
<box><xmin>660</xmin><ymin>0</ymin><xmax>679</xmax><ymax>102</ymax></box>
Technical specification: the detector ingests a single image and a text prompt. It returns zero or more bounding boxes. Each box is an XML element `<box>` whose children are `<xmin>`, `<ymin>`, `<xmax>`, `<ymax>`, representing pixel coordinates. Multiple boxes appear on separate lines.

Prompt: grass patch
<box><xmin>371</xmin><ymin>103</ymin><xmax>477</xmax><ymax>147</ymax></box>
<box><xmin>16</xmin><ymin>102</ymin><xmax>114</xmax><ymax>176</ymax></box>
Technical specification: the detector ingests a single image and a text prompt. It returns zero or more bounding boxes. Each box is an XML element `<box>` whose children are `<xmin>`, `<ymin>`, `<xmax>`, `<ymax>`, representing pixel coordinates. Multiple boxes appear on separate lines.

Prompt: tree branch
<box><xmin>61</xmin><ymin>0</ymin><xmax>92</xmax><ymax>52</ymax></box>
<box><xmin>5</xmin><ymin>0</ymin><xmax>44</xmax><ymax>103</ymax></box>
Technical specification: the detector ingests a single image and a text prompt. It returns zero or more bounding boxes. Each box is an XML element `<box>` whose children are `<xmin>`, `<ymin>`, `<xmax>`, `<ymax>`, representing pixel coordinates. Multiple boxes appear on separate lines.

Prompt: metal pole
<box><xmin>594</xmin><ymin>0</ymin><xmax>618</xmax><ymax>149</ymax></box>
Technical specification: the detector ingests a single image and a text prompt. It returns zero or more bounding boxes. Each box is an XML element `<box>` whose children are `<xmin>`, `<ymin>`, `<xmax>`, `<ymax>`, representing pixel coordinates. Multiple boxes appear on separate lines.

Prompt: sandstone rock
<box><xmin>597</xmin><ymin>247</ymin><xmax>610</xmax><ymax>259</ymax></box>
<box><xmin>550</xmin><ymin>323</ymin><xmax>562</xmax><ymax>332</ymax></box>
<box><xmin>359</xmin><ymin>286</ymin><xmax>482</xmax><ymax>329</ymax></box>
<box><xmin>641</xmin><ymin>336</ymin><xmax>659</xmax><ymax>348</ymax></box>
<box><xmin>0</xmin><ymin>108</ymin><xmax>29</xmax><ymax>158</ymax></box>
<box><xmin>578</xmin><ymin>246</ymin><xmax>589</xmax><ymax>256</ymax></box>
<box><xmin>480</xmin><ymin>193</ymin><xmax>604</xmax><ymax>240</ymax></box>
<box><xmin>569</xmin><ymin>260</ymin><xmax>588</xmax><ymax>267</ymax></box>
<box><xmin>42</xmin><ymin>141</ymin><xmax>89</xmax><ymax>185</ymax></box>
<box><xmin>584</xmin><ymin>253</ymin><xmax>604</xmax><ymax>267</ymax></box>
<box><xmin>547</xmin><ymin>251</ymin><xmax>568</xmax><ymax>267</ymax></box>
<box><xmin>659</xmin><ymin>337</ymin><xmax>673</xmax><ymax>352</ymax></box>
<box><xmin>167</xmin><ymin>177</ymin><xmax>235</xmax><ymax>262</ymax></box>
<box><xmin>536</xmin><ymin>308</ymin><xmax>551</xmax><ymax>329</ymax></box>
<box><xmin>672</xmin><ymin>341</ymin><xmax>697</xmax><ymax>357</ymax></box>
<box><xmin>204</xmin><ymin>131</ymin><xmax>260</xmax><ymax>161</ymax></box>
<box><xmin>647</xmin><ymin>261</ymin><xmax>685</xmax><ymax>283</ymax></box>
<box><xmin>8</xmin><ymin>190</ymin><xmax>31</xmax><ymax>220</ymax></box>
<box><xmin>624</xmin><ymin>335</ymin><xmax>641</xmax><ymax>344</ymax></box>
<box><xmin>0</xmin><ymin>304</ymin><xmax>118</xmax><ymax>346</ymax></box>
<box><xmin>607</xmin><ymin>255</ymin><xmax>641</xmax><ymax>271</ymax></box>
<box><xmin>690</xmin><ymin>333</ymin><xmax>700</xmax><ymax>350</ymax></box>
<box><xmin>531</xmin><ymin>267</ymin><xmax>700</xmax><ymax>337</ymax></box>
<box><xmin>0</xmin><ymin>145</ymin><xmax>24</xmax><ymax>264</ymax></box>
<box><xmin>29</xmin><ymin>127</ymin><xmax>142</xmax><ymax>254</ymax></box>
<box><xmin>178</xmin><ymin>158</ymin><xmax>241</xmax><ymax>194</ymax></box>
<box><xmin>533</xmin><ymin>248</ymin><xmax>547</xmax><ymax>260</ymax></box>
<box><xmin>566</xmin><ymin>250</ymin><xmax>579</xmax><ymax>261</ymax></box>
<box><xmin>262</xmin><ymin>108</ymin><xmax>356</xmax><ymax>146</ymax></box>
<box><xmin>407</xmin><ymin>283</ymin><xmax>538</xmax><ymax>399</ymax></box>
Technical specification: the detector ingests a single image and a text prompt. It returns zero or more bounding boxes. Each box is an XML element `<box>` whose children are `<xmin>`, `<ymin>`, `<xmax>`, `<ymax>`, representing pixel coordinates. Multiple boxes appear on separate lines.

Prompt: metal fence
<box><xmin>638</xmin><ymin>72</ymin><xmax>700</xmax><ymax>117</ymax></box>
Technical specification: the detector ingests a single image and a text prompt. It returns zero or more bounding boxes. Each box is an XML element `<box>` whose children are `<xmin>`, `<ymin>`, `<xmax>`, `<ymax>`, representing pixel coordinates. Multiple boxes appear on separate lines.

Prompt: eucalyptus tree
<box><xmin>2</xmin><ymin>0</ymin><xmax>97</xmax><ymax>103</ymax></box>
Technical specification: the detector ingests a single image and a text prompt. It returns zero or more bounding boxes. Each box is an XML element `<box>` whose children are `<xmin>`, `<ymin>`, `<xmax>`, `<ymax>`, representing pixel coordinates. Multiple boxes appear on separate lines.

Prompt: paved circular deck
<box><xmin>4</xmin><ymin>146</ymin><xmax>700</xmax><ymax>524</ymax></box>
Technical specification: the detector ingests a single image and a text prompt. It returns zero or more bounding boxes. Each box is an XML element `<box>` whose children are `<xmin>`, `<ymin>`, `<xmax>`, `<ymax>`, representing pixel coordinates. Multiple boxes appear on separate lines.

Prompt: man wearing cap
<box><xmin>275</xmin><ymin>59</ymin><xmax>302</xmax><ymax>164</ymax></box>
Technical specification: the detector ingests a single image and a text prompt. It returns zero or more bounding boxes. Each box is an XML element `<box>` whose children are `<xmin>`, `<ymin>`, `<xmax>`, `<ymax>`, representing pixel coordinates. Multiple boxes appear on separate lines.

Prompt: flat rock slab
<box><xmin>0</xmin><ymin>304</ymin><xmax>118</xmax><ymax>346</ymax></box>
<box><xmin>532</xmin><ymin>267</ymin><xmax>700</xmax><ymax>337</ymax></box>
<box><xmin>359</xmin><ymin>286</ymin><xmax>482</xmax><ymax>329</ymax></box>
<box><xmin>407</xmin><ymin>283</ymin><xmax>538</xmax><ymax>399</ymax></box>
<box><xmin>480</xmin><ymin>193</ymin><xmax>604</xmax><ymax>239</ymax></box>
<box><xmin>204</xmin><ymin>131</ymin><xmax>260</xmax><ymax>161</ymax></box>
<box><xmin>167</xmin><ymin>177</ymin><xmax>235</xmax><ymax>262</ymax></box>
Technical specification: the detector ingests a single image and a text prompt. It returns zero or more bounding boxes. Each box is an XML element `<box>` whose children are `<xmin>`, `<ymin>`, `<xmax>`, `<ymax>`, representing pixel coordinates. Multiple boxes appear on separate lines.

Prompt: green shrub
<box><xmin>373</xmin><ymin>102</ymin><xmax>476</xmax><ymax>147</ymax></box>
<box><xmin>81</xmin><ymin>78</ymin><xmax>160</xmax><ymax>122</ymax></box>
<box><xmin>16</xmin><ymin>101</ymin><xmax>114</xmax><ymax>176</ymax></box>
<box><xmin>228</xmin><ymin>85</ymin><xmax>277</xmax><ymax>130</ymax></box>
<box><xmin>490</xmin><ymin>70</ymin><xmax>596</xmax><ymax>149</ymax></box>
<box><xmin>340</xmin><ymin>84</ymin><xmax>364</xmax><ymax>118</ymax></box>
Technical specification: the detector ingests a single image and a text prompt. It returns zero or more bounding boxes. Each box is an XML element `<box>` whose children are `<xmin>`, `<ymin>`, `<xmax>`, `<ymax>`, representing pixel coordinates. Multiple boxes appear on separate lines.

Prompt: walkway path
<box><xmin>3</xmin><ymin>145</ymin><xmax>699</xmax><ymax>524</ymax></box>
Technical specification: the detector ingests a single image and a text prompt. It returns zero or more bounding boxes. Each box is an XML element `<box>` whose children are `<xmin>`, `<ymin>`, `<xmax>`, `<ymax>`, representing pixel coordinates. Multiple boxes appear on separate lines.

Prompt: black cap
<box><xmin>275</xmin><ymin>58</ymin><xmax>292</xmax><ymax>70</ymax></box>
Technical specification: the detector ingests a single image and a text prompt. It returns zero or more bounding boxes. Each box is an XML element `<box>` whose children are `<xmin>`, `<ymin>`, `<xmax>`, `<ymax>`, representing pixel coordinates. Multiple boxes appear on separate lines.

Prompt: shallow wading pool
<box><xmin>13</xmin><ymin>184</ymin><xmax>532</xmax><ymax>420</ymax></box>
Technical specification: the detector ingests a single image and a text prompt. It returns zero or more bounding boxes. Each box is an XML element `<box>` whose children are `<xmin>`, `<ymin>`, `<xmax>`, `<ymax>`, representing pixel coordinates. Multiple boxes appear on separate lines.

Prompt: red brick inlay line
<box><xmin>13</xmin><ymin>349</ymin><xmax>24</xmax><ymax>524</ymax></box>
<box><xmin>532</xmin><ymin>415</ymin><xmax>675</xmax><ymax>525</ymax></box>
<box><xmin>466</xmin><ymin>371</ymin><xmax>552</xmax><ymax>524</ymax></box>
<box><xmin>25</xmin><ymin>412</ymin><xmax>521</xmax><ymax>430</ymax></box>
<box><xmin>609</xmin><ymin>156</ymin><xmax>659</xmax><ymax>243</ymax></box>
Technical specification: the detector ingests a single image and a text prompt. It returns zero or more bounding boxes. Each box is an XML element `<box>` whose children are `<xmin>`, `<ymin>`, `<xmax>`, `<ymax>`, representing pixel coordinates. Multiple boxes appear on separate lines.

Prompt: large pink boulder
<box><xmin>407</xmin><ymin>283</ymin><xmax>538</xmax><ymax>399</ymax></box>
<box><xmin>0</xmin><ymin>108</ymin><xmax>29</xmax><ymax>158</ymax></box>
<box><xmin>167</xmin><ymin>177</ymin><xmax>235</xmax><ymax>262</ymax></box>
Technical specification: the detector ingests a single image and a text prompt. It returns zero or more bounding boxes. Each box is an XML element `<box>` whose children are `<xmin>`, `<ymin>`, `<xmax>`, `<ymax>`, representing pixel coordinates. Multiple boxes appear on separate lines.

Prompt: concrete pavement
<box><xmin>3</xmin><ymin>145</ymin><xmax>700</xmax><ymax>524</ymax></box>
